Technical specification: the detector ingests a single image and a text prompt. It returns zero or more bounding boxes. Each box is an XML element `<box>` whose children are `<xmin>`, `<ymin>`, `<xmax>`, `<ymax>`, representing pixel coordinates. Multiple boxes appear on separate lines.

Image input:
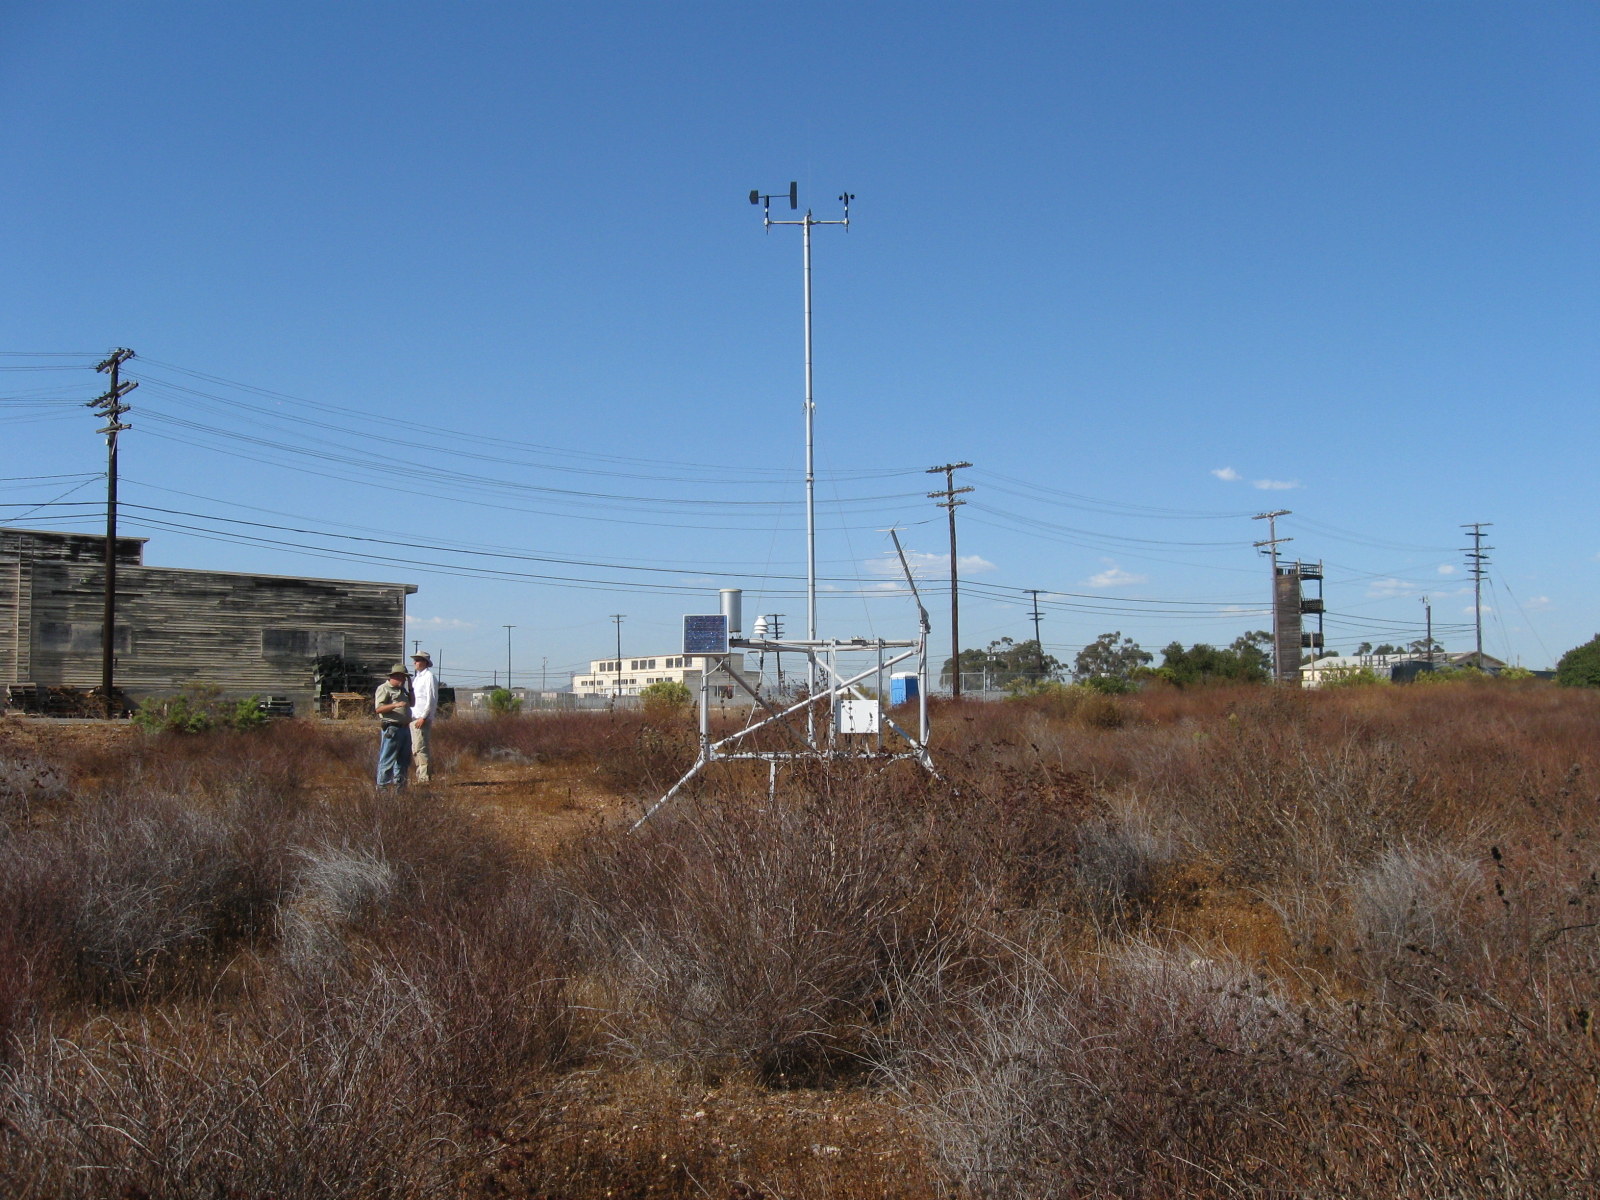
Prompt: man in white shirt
<box><xmin>409</xmin><ymin>651</ymin><xmax>438</xmax><ymax>784</ymax></box>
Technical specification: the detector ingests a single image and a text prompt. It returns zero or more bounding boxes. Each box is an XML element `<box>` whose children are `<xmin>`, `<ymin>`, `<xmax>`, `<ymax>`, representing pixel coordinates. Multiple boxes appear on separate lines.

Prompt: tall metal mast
<box><xmin>750</xmin><ymin>183</ymin><xmax>852</xmax><ymax>652</ymax></box>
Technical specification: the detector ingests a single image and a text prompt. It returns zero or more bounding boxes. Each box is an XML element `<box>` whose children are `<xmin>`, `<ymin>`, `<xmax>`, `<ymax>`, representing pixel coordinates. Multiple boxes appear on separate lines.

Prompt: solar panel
<box><xmin>683</xmin><ymin>614</ymin><xmax>728</xmax><ymax>655</ymax></box>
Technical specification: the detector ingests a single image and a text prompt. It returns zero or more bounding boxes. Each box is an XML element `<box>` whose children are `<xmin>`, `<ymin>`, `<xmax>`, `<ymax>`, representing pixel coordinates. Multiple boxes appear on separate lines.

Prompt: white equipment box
<box><xmin>838</xmin><ymin>698</ymin><xmax>881</xmax><ymax>735</ymax></box>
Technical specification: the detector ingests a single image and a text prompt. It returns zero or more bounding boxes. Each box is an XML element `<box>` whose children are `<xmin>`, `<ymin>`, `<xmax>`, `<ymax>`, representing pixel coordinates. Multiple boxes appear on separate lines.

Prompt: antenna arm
<box><xmin>888</xmin><ymin>529</ymin><xmax>931</xmax><ymax>634</ymax></box>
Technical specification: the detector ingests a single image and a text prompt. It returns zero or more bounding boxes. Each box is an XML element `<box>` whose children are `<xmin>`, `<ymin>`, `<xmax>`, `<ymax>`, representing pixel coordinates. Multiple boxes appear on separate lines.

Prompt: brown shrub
<box><xmin>5</xmin><ymin>685</ymin><xmax>1600</xmax><ymax>1196</ymax></box>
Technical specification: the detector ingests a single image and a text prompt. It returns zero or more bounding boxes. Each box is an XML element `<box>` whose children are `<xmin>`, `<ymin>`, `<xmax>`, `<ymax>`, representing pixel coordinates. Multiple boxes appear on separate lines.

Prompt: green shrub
<box><xmin>1317</xmin><ymin>666</ymin><xmax>1386</xmax><ymax>688</ymax></box>
<box><xmin>484</xmin><ymin>687</ymin><xmax>522</xmax><ymax>718</ymax></box>
<box><xmin>1082</xmin><ymin>674</ymin><xmax>1137</xmax><ymax>696</ymax></box>
<box><xmin>1151</xmin><ymin>633</ymin><xmax>1271</xmax><ymax>686</ymax></box>
<box><xmin>1415</xmin><ymin>665</ymin><xmax>1490</xmax><ymax>685</ymax></box>
<box><xmin>1557</xmin><ymin>636</ymin><xmax>1600</xmax><ymax>688</ymax></box>
<box><xmin>639</xmin><ymin>679</ymin><xmax>692</xmax><ymax>715</ymax></box>
<box><xmin>1004</xmin><ymin>677</ymin><xmax>1070</xmax><ymax>698</ymax></box>
<box><xmin>131</xmin><ymin>684</ymin><xmax>269</xmax><ymax>734</ymax></box>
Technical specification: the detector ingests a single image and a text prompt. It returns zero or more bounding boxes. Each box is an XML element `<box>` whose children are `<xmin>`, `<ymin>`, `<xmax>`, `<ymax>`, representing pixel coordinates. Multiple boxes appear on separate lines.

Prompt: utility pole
<box><xmin>928</xmin><ymin>462</ymin><xmax>974</xmax><ymax>696</ymax></box>
<box><xmin>750</xmin><ymin>183</ymin><xmax>852</xmax><ymax>697</ymax></box>
<box><xmin>502</xmin><ymin>625</ymin><xmax>515</xmax><ymax>692</ymax></box>
<box><xmin>1462</xmin><ymin>523</ymin><xmax>1493</xmax><ymax>669</ymax></box>
<box><xmin>611</xmin><ymin>614</ymin><xmax>625</xmax><ymax>700</ymax></box>
<box><xmin>1252</xmin><ymin>510</ymin><xmax>1292</xmax><ymax>683</ymax></box>
<box><xmin>1422</xmin><ymin>596</ymin><xmax>1434</xmax><ymax>668</ymax></box>
<box><xmin>1025</xmin><ymin>589</ymin><xmax>1046</xmax><ymax>682</ymax></box>
<box><xmin>541</xmin><ymin>656</ymin><xmax>548</xmax><ymax>693</ymax></box>
<box><xmin>413</xmin><ymin>639</ymin><xmax>421</xmax><ymax>655</ymax></box>
<box><xmin>90</xmin><ymin>349</ymin><xmax>136</xmax><ymax>718</ymax></box>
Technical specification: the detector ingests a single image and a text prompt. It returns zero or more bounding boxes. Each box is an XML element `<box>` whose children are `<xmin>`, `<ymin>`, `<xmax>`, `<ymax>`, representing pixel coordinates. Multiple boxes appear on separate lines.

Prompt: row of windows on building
<box><xmin>594</xmin><ymin>656</ymin><xmax>700</xmax><ymax>673</ymax></box>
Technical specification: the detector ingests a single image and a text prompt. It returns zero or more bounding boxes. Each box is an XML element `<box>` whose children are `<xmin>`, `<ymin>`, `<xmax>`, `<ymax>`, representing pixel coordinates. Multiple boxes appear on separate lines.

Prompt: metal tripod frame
<box><xmin>631</xmin><ymin>530</ymin><xmax>938</xmax><ymax>830</ymax></box>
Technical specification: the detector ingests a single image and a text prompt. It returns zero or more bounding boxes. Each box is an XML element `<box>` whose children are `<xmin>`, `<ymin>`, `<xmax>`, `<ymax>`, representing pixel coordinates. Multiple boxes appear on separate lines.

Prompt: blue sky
<box><xmin>2</xmin><ymin>1</ymin><xmax>1595</xmax><ymax>683</ymax></box>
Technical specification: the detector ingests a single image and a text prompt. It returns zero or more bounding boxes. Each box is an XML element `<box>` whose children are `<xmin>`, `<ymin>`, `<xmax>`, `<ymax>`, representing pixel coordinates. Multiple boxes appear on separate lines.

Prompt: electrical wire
<box><xmin>5</xmin><ymin>475</ymin><xmax>101</xmax><ymax>523</ymax></box>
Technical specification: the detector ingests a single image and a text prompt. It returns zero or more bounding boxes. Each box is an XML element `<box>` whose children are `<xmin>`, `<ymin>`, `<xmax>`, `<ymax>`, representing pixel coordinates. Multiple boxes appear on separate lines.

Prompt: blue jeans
<box><xmin>377</xmin><ymin>723</ymin><xmax>411</xmax><ymax>788</ymax></box>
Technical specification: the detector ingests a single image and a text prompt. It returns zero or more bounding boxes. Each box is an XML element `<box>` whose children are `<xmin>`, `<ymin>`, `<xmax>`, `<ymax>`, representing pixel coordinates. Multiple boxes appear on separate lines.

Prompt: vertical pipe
<box><xmin>699</xmin><ymin>654</ymin><xmax>711</xmax><ymax>757</ymax></box>
<box><xmin>802</xmin><ymin>214</ymin><xmax>818</xmax><ymax>741</ymax></box>
<box><xmin>803</xmin><ymin>214</ymin><xmax>815</xmax><ymax>647</ymax></box>
<box><xmin>875</xmin><ymin>639</ymin><xmax>885</xmax><ymax>753</ymax></box>
<box><xmin>832</xmin><ymin>649</ymin><xmax>844</xmax><ymax>752</ymax></box>
<box><xmin>918</xmin><ymin>638</ymin><xmax>928</xmax><ymax>749</ymax></box>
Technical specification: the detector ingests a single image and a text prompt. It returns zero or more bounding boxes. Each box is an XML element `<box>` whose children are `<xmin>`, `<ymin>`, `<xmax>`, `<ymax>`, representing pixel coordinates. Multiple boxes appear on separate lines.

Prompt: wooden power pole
<box><xmin>1252</xmin><ymin>509</ymin><xmax>1292</xmax><ymax>683</ymax></box>
<box><xmin>1461</xmin><ymin>523</ymin><xmax>1493</xmax><ymax>669</ymax></box>
<box><xmin>927</xmin><ymin>463</ymin><xmax>974</xmax><ymax>696</ymax></box>
<box><xmin>1025</xmin><ymin>589</ymin><xmax>1046</xmax><ymax>682</ymax></box>
<box><xmin>90</xmin><ymin>349</ymin><xmax>136</xmax><ymax>718</ymax></box>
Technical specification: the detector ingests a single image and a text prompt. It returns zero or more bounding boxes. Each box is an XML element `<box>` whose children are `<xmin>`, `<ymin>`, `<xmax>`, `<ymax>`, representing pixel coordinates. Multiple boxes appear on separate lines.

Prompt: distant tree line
<box><xmin>944</xmin><ymin>629</ymin><xmax>1278</xmax><ymax>691</ymax></box>
<box><xmin>940</xmin><ymin>628</ymin><xmax>1600</xmax><ymax>691</ymax></box>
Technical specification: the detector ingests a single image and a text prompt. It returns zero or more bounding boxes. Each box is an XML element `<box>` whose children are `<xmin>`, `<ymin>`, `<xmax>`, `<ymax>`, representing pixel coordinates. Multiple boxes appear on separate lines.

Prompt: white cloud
<box><xmin>1367</xmin><ymin>578</ymin><xmax>1416</xmax><ymax>599</ymax></box>
<box><xmin>407</xmin><ymin>616</ymin><xmax>475</xmax><ymax>631</ymax></box>
<box><xmin>1437</xmin><ymin>564</ymin><xmax>1458</xmax><ymax>575</ymax></box>
<box><xmin>1526</xmin><ymin>595</ymin><xmax>1553</xmax><ymax>611</ymax></box>
<box><xmin>865</xmin><ymin>550</ymin><xmax>995</xmax><ymax>578</ymax></box>
<box><xmin>1252</xmin><ymin>478</ymin><xmax>1300</xmax><ymax>491</ymax></box>
<box><xmin>1086</xmin><ymin>560</ymin><xmax>1149</xmax><ymax>588</ymax></box>
<box><xmin>1211</xmin><ymin>467</ymin><xmax>1242</xmax><ymax>481</ymax></box>
<box><xmin>1464</xmin><ymin>605</ymin><xmax>1492</xmax><ymax>616</ymax></box>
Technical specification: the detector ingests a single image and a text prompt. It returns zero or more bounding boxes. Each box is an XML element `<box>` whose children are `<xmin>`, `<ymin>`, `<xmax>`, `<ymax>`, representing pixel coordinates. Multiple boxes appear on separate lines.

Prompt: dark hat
<box><xmin>388</xmin><ymin>663</ymin><xmax>409</xmax><ymax>677</ymax></box>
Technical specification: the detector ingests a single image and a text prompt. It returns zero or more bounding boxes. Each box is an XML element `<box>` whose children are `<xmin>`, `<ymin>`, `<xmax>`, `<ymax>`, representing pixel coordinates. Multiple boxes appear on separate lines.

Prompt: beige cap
<box><xmin>388</xmin><ymin>663</ymin><xmax>409</xmax><ymax>677</ymax></box>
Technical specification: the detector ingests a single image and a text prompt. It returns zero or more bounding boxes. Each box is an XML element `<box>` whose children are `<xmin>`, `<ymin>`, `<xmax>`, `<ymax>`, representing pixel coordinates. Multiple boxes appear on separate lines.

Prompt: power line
<box><xmin>135</xmin><ymin>356</ymin><xmax>913</xmax><ymax>481</ymax></box>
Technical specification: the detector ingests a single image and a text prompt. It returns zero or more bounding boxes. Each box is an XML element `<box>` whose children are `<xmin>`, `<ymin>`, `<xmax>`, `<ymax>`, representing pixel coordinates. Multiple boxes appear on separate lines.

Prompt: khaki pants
<box><xmin>410</xmin><ymin>720</ymin><xmax>432</xmax><ymax>783</ymax></box>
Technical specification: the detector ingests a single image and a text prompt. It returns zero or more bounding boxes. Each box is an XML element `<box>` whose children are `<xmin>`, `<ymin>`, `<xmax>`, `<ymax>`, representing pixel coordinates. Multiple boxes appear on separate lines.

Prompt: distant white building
<box><xmin>1300</xmin><ymin>654</ymin><xmax>1421</xmax><ymax>687</ymax></box>
<box><xmin>571</xmin><ymin>652</ymin><xmax>761</xmax><ymax>700</ymax></box>
<box><xmin>1301</xmin><ymin>650</ymin><xmax>1507</xmax><ymax>687</ymax></box>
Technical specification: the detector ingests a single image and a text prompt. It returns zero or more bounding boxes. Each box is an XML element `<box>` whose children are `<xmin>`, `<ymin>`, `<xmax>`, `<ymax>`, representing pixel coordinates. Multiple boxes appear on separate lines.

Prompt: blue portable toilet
<box><xmin>890</xmin><ymin>672</ymin><xmax>919</xmax><ymax>706</ymax></box>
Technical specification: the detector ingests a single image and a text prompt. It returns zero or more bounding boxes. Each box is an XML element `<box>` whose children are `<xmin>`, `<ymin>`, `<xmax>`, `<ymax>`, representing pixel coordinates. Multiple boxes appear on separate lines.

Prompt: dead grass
<box><xmin>3</xmin><ymin>684</ymin><xmax>1600</xmax><ymax>1196</ymax></box>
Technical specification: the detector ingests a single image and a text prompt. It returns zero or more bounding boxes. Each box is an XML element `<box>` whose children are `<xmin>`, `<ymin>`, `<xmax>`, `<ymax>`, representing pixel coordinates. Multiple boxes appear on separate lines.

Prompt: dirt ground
<box><xmin>0</xmin><ymin>714</ymin><xmax>631</xmax><ymax>848</ymax></box>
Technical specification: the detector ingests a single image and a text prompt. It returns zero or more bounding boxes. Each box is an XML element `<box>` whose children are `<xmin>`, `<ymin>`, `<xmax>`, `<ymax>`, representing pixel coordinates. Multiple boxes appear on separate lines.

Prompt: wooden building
<box><xmin>1</xmin><ymin>528</ymin><xmax>416</xmax><ymax>715</ymax></box>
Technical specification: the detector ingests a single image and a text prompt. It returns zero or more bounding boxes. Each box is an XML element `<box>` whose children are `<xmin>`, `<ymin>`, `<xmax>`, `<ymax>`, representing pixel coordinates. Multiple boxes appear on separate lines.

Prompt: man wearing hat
<box><xmin>374</xmin><ymin>663</ymin><xmax>413</xmax><ymax>788</ymax></box>
<box><xmin>409</xmin><ymin>650</ymin><xmax>438</xmax><ymax>785</ymax></box>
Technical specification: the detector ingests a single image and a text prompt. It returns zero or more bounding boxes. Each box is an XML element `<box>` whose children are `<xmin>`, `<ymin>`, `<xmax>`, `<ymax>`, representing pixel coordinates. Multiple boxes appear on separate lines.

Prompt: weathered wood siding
<box><xmin>1</xmin><ymin>530</ymin><xmax>145</xmax><ymax>688</ymax></box>
<box><xmin>2</xmin><ymin>529</ymin><xmax>414</xmax><ymax>711</ymax></box>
